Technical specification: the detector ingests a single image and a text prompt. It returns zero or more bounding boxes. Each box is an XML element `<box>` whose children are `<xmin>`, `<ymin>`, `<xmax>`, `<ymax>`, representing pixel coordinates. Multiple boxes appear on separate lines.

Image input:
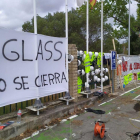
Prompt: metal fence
<box><xmin>0</xmin><ymin>93</ymin><xmax>65</xmax><ymax>115</ymax></box>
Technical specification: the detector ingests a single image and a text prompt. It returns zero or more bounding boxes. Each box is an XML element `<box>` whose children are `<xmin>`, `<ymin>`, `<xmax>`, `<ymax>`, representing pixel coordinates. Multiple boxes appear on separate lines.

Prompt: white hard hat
<box><xmin>91</xmin><ymin>71</ymin><xmax>95</xmax><ymax>76</ymax></box>
<box><xmin>105</xmin><ymin>76</ymin><xmax>108</xmax><ymax>81</ymax></box>
<box><xmin>81</xmin><ymin>69</ymin><xmax>85</xmax><ymax>75</ymax></box>
<box><xmin>78</xmin><ymin>69</ymin><xmax>85</xmax><ymax>76</ymax></box>
<box><xmin>95</xmin><ymin>69</ymin><xmax>100</xmax><ymax>75</ymax></box>
<box><xmin>77</xmin><ymin>70</ymin><xmax>81</xmax><ymax>75</ymax></box>
<box><xmin>105</xmin><ymin>68</ymin><xmax>108</xmax><ymax>73</ymax></box>
<box><xmin>89</xmin><ymin>51</ymin><xmax>93</xmax><ymax>57</ymax></box>
<box><xmin>95</xmin><ymin>52</ymin><xmax>98</xmax><ymax>57</ymax></box>
<box><xmin>100</xmin><ymin>73</ymin><xmax>104</xmax><ymax>77</ymax></box>
<box><xmin>68</xmin><ymin>54</ymin><xmax>74</xmax><ymax>63</ymax></box>
<box><xmin>101</xmin><ymin>78</ymin><xmax>105</xmax><ymax>82</ymax></box>
<box><xmin>78</xmin><ymin>60</ymin><xmax>81</xmax><ymax>66</ymax></box>
<box><xmin>79</xmin><ymin>50</ymin><xmax>84</xmax><ymax>57</ymax></box>
<box><xmin>117</xmin><ymin>60</ymin><xmax>122</xmax><ymax>65</ymax></box>
<box><xmin>82</xmin><ymin>54</ymin><xmax>86</xmax><ymax>61</ymax></box>
<box><xmin>90</xmin><ymin>66</ymin><xmax>94</xmax><ymax>71</ymax></box>
<box><xmin>103</xmin><ymin>68</ymin><xmax>105</xmax><ymax>71</ymax></box>
<box><xmin>94</xmin><ymin>76</ymin><xmax>98</xmax><ymax>81</ymax></box>
<box><xmin>97</xmin><ymin>78</ymin><xmax>101</xmax><ymax>82</ymax></box>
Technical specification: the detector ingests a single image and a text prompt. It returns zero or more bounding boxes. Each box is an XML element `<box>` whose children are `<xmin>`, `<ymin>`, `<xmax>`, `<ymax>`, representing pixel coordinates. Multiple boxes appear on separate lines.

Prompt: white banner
<box><xmin>121</xmin><ymin>56</ymin><xmax>140</xmax><ymax>75</ymax></box>
<box><xmin>0</xmin><ymin>29</ymin><xmax>68</xmax><ymax>107</ymax></box>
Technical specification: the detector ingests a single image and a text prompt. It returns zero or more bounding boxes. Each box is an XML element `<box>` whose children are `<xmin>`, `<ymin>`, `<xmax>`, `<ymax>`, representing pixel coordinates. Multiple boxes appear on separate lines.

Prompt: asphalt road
<box><xmin>28</xmin><ymin>88</ymin><xmax>140</xmax><ymax>140</ymax></box>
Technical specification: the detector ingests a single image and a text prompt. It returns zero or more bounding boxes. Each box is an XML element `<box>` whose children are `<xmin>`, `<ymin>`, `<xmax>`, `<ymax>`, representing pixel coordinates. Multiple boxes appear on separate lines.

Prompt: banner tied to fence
<box><xmin>121</xmin><ymin>56</ymin><xmax>140</xmax><ymax>76</ymax></box>
<box><xmin>0</xmin><ymin>29</ymin><xmax>68</xmax><ymax>107</ymax></box>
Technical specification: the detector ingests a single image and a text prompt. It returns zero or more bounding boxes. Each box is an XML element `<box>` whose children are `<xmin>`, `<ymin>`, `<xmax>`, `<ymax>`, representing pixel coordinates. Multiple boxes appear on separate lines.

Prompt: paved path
<box><xmin>28</xmin><ymin>87</ymin><xmax>140</xmax><ymax>140</ymax></box>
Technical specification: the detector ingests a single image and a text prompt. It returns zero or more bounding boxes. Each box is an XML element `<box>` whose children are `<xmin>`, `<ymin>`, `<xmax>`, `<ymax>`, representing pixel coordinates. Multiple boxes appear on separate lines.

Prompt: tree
<box><xmin>22</xmin><ymin>21</ymin><xmax>34</xmax><ymax>33</ymax></box>
<box><xmin>103</xmin><ymin>0</ymin><xmax>140</xmax><ymax>54</ymax></box>
<box><xmin>22</xmin><ymin>2</ymin><xmax>116</xmax><ymax>52</ymax></box>
<box><xmin>77</xmin><ymin>1</ymin><xmax>119</xmax><ymax>52</ymax></box>
<box><xmin>129</xmin><ymin>2</ymin><xmax>140</xmax><ymax>55</ymax></box>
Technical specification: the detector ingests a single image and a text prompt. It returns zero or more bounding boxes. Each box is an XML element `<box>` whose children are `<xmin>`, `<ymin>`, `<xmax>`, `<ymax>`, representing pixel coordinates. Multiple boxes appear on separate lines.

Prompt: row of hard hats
<box><xmin>78</xmin><ymin>67</ymin><xmax>108</xmax><ymax>76</ymax></box>
<box><xmin>85</xmin><ymin>75</ymin><xmax>108</xmax><ymax>86</ymax></box>
<box><xmin>78</xmin><ymin>66</ymin><xmax>94</xmax><ymax>76</ymax></box>
<box><xmin>94</xmin><ymin>75</ymin><xmax>108</xmax><ymax>82</ymax></box>
<box><xmin>78</xmin><ymin>69</ymin><xmax>109</xmax><ymax>83</ymax></box>
<box><xmin>78</xmin><ymin>60</ymin><xmax>108</xmax><ymax>74</ymax></box>
<box><xmin>82</xmin><ymin>52</ymin><xmax>98</xmax><ymax>61</ymax></box>
<box><xmin>92</xmin><ymin>68</ymin><xmax>108</xmax><ymax>75</ymax></box>
<box><xmin>77</xmin><ymin>50</ymin><xmax>99</xmax><ymax>58</ymax></box>
<box><xmin>77</xmin><ymin>50</ymin><xmax>84</xmax><ymax>57</ymax></box>
<box><xmin>78</xmin><ymin>69</ymin><xmax>85</xmax><ymax>76</ymax></box>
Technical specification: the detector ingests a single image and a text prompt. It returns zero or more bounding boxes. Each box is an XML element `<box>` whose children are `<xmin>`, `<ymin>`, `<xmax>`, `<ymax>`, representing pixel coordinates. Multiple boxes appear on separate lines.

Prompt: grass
<box><xmin>105</xmin><ymin>110</ymin><xmax>112</xmax><ymax>114</ymax></box>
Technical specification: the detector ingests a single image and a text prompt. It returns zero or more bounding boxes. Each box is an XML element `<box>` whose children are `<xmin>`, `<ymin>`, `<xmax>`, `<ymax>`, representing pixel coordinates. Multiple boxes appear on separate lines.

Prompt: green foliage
<box><xmin>104</xmin><ymin>0</ymin><xmax>129</xmax><ymax>26</ymax></box>
<box><xmin>131</xmin><ymin>1</ymin><xmax>140</xmax><ymax>55</ymax></box>
<box><xmin>103</xmin><ymin>0</ymin><xmax>140</xmax><ymax>55</ymax></box>
<box><xmin>22</xmin><ymin>21</ymin><xmax>34</xmax><ymax>33</ymax></box>
<box><xmin>26</xmin><ymin>1</ymin><xmax>140</xmax><ymax>54</ymax></box>
<box><xmin>22</xmin><ymin>0</ymin><xmax>140</xmax><ymax>54</ymax></box>
<box><xmin>22</xmin><ymin>3</ymin><xmax>115</xmax><ymax>52</ymax></box>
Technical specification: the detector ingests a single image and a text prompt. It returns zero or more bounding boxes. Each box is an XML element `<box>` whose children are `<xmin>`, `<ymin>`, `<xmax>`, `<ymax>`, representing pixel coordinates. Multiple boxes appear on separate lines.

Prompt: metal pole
<box><xmin>112</xmin><ymin>70</ymin><xmax>114</xmax><ymax>93</ymax></box>
<box><xmin>65</xmin><ymin>0</ymin><xmax>69</xmax><ymax>94</ymax></box>
<box><xmin>86</xmin><ymin>0</ymin><xmax>89</xmax><ymax>91</ymax></box>
<box><xmin>128</xmin><ymin>0</ymin><xmax>130</xmax><ymax>55</ymax></box>
<box><xmin>33</xmin><ymin>0</ymin><xmax>39</xmax><ymax>115</ymax></box>
<box><xmin>33</xmin><ymin>0</ymin><xmax>38</xmax><ymax>95</ymax></box>
<box><xmin>33</xmin><ymin>0</ymin><xmax>37</xmax><ymax>35</ymax></box>
<box><xmin>101</xmin><ymin>0</ymin><xmax>103</xmax><ymax>92</ymax></box>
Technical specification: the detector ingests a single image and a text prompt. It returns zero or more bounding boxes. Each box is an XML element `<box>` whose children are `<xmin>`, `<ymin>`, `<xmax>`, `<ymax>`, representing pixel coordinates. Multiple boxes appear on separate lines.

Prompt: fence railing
<box><xmin>0</xmin><ymin>92</ymin><xmax>65</xmax><ymax>116</ymax></box>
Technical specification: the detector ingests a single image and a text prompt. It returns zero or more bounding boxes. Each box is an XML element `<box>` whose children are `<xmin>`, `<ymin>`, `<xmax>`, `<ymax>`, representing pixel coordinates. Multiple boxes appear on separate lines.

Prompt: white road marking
<box><xmin>68</xmin><ymin>115</ymin><xmax>78</xmax><ymax>119</ymax></box>
<box><xmin>133</xmin><ymin>94</ymin><xmax>140</xmax><ymax>100</ymax></box>
<box><xmin>129</xmin><ymin>118</ymin><xmax>140</xmax><ymax>123</ymax></box>
<box><xmin>120</xmin><ymin>86</ymin><xmax>140</xmax><ymax>96</ymax></box>
<box><xmin>98</xmin><ymin>98</ymin><xmax>116</xmax><ymax>106</ymax></box>
<box><xmin>98</xmin><ymin>86</ymin><xmax>140</xmax><ymax>106</ymax></box>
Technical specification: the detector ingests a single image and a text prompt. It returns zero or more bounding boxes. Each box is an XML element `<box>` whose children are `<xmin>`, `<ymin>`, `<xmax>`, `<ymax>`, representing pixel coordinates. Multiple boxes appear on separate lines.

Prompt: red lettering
<box><xmin>129</xmin><ymin>63</ymin><xmax>132</xmax><ymax>70</ymax></box>
<box><xmin>122</xmin><ymin>61</ymin><xmax>127</xmax><ymax>72</ymax></box>
<box><xmin>134</xmin><ymin>63</ymin><xmax>136</xmax><ymax>70</ymax></box>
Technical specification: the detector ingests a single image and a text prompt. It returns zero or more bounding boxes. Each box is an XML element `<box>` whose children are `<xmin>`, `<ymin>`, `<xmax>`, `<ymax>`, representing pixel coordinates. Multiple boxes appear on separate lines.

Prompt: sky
<box><xmin>0</xmin><ymin>0</ymin><xmax>138</xmax><ymax>32</ymax></box>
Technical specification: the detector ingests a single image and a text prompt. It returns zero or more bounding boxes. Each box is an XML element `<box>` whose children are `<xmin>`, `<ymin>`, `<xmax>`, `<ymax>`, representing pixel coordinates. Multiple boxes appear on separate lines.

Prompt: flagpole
<box><xmin>33</xmin><ymin>0</ymin><xmax>40</xmax><ymax>115</ymax></box>
<box><xmin>128</xmin><ymin>0</ymin><xmax>130</xmax><ymax>55</ymax></box>
<box><xmin>101</xmin><ymin>0</ymin><xmax>103</xmax><ymax>92</ymax></box>
<box><xmin>65</xmin><ymin>0</ymin><xmax>69</xmax><ymax>96</ymax></box>
<box><xmin>86</xmin><ymin>0</ymin><xmax>89</xmax><ymax>53</ymax></box>
<box><xmin>33</xmin><ymin>0</ymin><xmax>38</xmax><ymax>98</ymax></box>
<box><xmin>33</xmin><ymin>0</ymin><xmax>37</xmax><ymax>35</ymax></box>
<box><xmin>86</xmin><ymin>0</ymin><xmax>89</xmax><ymax>93</ymax></box>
